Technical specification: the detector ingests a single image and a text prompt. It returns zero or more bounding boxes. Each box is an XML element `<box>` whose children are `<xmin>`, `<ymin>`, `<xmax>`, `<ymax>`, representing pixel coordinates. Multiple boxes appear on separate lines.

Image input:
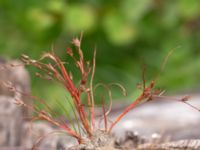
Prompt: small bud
<box><xmin>35</xmin><ymin>72</ymin><xmax>42</xmax><ymax>78</ymax></box>
<box><xmin>86</xmin><ymin>61</ymin><xmax>90</xmax><ymax>66</ymax></box>
<box><xmin>181</xmin><ymin>95</ymin><xmax>190</xmax><ymax>102</ymax></box>
<box><xmin>66</xmin><ymin>47</ymin><xmax>73</xmax><ymax>56</ymax></box>
<box><xmin>85</xmin><ymin>88</ymin><xmax>90</xmax><ymax>92</ymax></box>
<box><xmin>30</xmin><ymin>60</ymin><xmax>36</xmax><ymax>63</ymax></box>
<box><xmin>14</xmin><ymin>99</ymin><xmax>24</xmax><ymax>106</ymax></box>
<box><xmin>72</xmin><ymin>38</ymin><xmax>81</xmax><ymax>47</ymax></box>
<box><xmin>21</xmin><ymin>54</ymin><xmax>29</xmax><ymax>59</ymax></box>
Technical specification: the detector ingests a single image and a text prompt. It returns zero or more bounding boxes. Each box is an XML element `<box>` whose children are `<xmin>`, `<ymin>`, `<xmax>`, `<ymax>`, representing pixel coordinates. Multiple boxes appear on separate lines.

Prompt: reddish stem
<box><xmin>102</xmin><ymin>96</ymin><xmax>107</xmax><ymax>131</ymax></box>
<box><xmin>59</xmin><ymin>59</ymin><xmax>92</xmax><ymax>137</ymax></box>
<box><xmin>108</xmin><ymin>93</ymin><xmax>146</xmax><ymax>133</ymax></box>
<box><xmin>90</xmin><ymin>50</ymin><xmax>96</xmax><ymax>130</ymax></box>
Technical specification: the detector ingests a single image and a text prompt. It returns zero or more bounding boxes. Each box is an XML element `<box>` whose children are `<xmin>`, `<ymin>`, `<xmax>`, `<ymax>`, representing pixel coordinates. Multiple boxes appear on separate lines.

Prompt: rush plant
<box><xmin>7</xmin><ymin>36</ymin><xmax>199</xmax><ymax>148</ymax></box>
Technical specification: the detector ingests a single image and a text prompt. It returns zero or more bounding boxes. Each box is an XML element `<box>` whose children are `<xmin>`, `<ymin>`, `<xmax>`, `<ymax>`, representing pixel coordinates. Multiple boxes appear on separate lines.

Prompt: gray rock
<box><xmin>0</xmin><ymin>59</ymin><xmax>31</xmax><ymax>117</ymax></box>
<box><xmin>0</xmin><ymin>96</ymin><xmax>23</xmax><ymax>146</ymax></box>
<box><xmin>0</xmin><ymin>147</ymin><xmax>25</xmax><ymax>150</ymax></box>
<box><xmin>137</xmin><ymin>139</ymin><xmax>200</xmax><ymax>150</ymax></box>
<box><xmin>0</xmin><ymin>58</ymin><xmax>31</xmax><ymax>147</ymax></box>
<box><xmin>22</xmin><ymin>121</ymin><xmax>76</xmax><ymax>150</ymax></box>
<box><xmin>111</xmin><ymin>94</ymin><xmax>200</xmax><ymax>141</ymax></box>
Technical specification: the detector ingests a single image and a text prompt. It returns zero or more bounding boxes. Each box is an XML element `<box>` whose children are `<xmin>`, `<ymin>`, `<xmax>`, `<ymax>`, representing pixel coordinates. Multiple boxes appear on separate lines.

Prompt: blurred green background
<box><xmin>1</xmin><ymin>0</ymin><xmax>200</xmax><ymax>108</ymax></box>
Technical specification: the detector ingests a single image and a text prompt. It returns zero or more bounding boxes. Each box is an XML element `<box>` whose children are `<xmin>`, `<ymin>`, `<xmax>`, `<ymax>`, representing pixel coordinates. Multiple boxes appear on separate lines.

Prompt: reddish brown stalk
<box><xmin>108</xmin><ymin>92</ymin><xmax>145</xmax><ymax>132</ymax></box>
<box><xmin>182</xmin><ymin>101</ymin><xmax>200</xmax><ymax>111</ymax></box>
<box><xmin>94</xmin><ymin>83</ymin><xmax>112</xmax><ymax>113</ymax></box>
<box><xmin>108</xmin><ymin>80</ymin><xmax>156</xmax><ymax>132</ymax></box>
<box><xmin>58</xmin><ymin>60</ymin><xmax>92</xmax><ymax>136</ymax></box>
<box><xmin>153</xmin><ymin>94</ymin><xmax>200</xmax><ymax>112</ymax></box>
<box><xmin>101</xmin><ymin>95</ymin><xmax>108</xmax><ymax>132</ymax></box>
<box><xmin>85</xmin><ymin>86</ymin><xmax>92</xmax><ymax>120</ymax></box>
<box><xmin>60</xmin><ymin>70</ymin><xmax>92</xmax><ymax>136</ymax></box>
<box><xmin>142</xmin><ymin>65</ymin><xmax>146</xmax><ymax>91</ymax></box>
<box><xmin>90</xmin><ymin>50</ymin><xmax>96</xmax><ymax>129</ymax></box>
<box><xmin>38</xmin><ymin>99</ymin><xmax>75</xmax><ymax>132</ymax></box>
<box><xmin>14</xmin><ymin>98</ymin><xmax>41</xmax><ymax>115</ymax></box>
<box><xmin>94</xmin><ymin>82</ymin><xmax>126</xmax><ymax>128</ymax></box>
<box><xmin>22</xmin><ymin>50</ymin><xmax>93</xmax><ymax>137</ymax></box>
<box><xmin>9</xmin><ymin>82</ymin><xmax>74</xmax><ymax>132</ymax></box>
<box><xmin>107</xmin><ymin>83</ymin><xmax>127</xmax><ymax>116</ymax></box>
<box><xmin>69</xmin><ymin>37</ymin><xmax>95</xmax><ymax>135</ymax></box>
<box><xmin>15</xmin><ymin>93</ymin><xmax>83</xmax><ymax>143</ymax></box>
<box><xmin>15</xmin><ymin>95</ymin><xmax>82</xmax><ymax>141</ymax></box>
<box><xmin>60</xmin><ymin>39</ymin><xmax>93</xmax><ymax>136</ymax></box>
<box><xmin>14</xmin><ymin>97</ymin><xmax>81</xmax><ymax>141</ymax></box>
<box><xmin>108</xmin><ymin>48</ymin><xmax>182</xmax><ymax>132</ymax></box>
<box><xmin>54</xmin><ymin>55</ymin><xmax>77</xmax><ymax>93</ymax></box>
<box><xmin>38</xmin><ymin>111</ymin><xmax>82</xmax><ymax>141</ymax></box>
<box><xmin>154</xmin><ymin>46</ymin><xmax>180</xmax><ymax>83</ymax></box>
<box><xmin>60</xmin><ymin>45</ymin><xmax>92</xmax><ymax>131</ymax></box>
<box><xmin>31</xmin><ymin>131</ymin><xmax>71</xmax><ymax>150</ymax></box>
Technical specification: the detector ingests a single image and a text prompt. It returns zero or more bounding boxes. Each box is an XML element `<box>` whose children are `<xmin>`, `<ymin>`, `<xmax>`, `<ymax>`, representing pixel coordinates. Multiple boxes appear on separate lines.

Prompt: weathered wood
<box><xmin>0</xmin><ymin>147</ymin><xmax>26</xmax><ymax>150</ymax></box>
<box><xmin>137</xmin><ymin>139</ymin><xmax>200</xmax><ymax>150</ymax></box>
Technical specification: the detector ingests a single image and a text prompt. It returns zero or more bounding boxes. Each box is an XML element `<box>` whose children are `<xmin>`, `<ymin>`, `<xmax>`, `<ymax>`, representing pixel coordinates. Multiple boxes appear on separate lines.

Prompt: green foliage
<box><xmin>64</xmin><ymin>4</ymin><xmax>96</xmax><ymax>33</ymax></box>
<box><xmin>103</xmin><ymin>10</ymin><xmax>137</xmax><ymax>45</ymax></box>
<box><xmin>1</xmin><ymin>0</ymin><xmax>200</xmax><ymax>104</ymax></box>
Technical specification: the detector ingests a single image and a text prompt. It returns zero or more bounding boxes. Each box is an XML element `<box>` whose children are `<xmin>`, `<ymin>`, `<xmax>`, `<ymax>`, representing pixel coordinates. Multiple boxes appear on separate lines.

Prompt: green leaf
<box><xmin>25</xmin><ymin>7</ymin><xmax>62</xmax><ymax>41</ymax></box>
<box><xmin>64</xmin><ymin>4</ymin><xmax>96</xmax><ymax>33</ymax></box>
<box><xmin>121</xmin><ymin>0</ymin><xmax>152</xmax><ymax>22</ymax></box>
<box><xmin>103</xmin><ymin>11</ymin><xmax>137</xmax><ymax>45</ymax></box>
<box><xmin>162</xmin><ymin>2</ymin><xmax>180</xmax><ymax>28</ymax></box>
<box><xmin>27</xmin><ymin>8</ymin><xmax>54</xmax><ymax>31</ymax></box>
<box><xmin>46</xmin><ymin>0</ymin><xmax>66</xmax><ymax>14</ymax></box>
<box><xmin>178</xmin><ymin>0</ymin><xmax>200</xmax><ymax>19</ymax></box>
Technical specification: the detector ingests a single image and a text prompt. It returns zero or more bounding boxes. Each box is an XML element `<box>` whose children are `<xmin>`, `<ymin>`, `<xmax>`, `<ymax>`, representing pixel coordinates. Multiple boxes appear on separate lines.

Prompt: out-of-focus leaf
<box><xmin>162</xmin><ymin>2</ymin><xmax>180</xmax><ymax>28</ymax></box>
<box><xmin>64</xmin><ymin>4</ymin><xmax>96</xmax><ymax>33</ymax></box>
<box><xmin>25</xmin><ymin>7</ymin><xmax>61</xmax><ymax>41</ymax></box>
<box><xmin>178</xmin><ymin>0</ymin><xmax>200</xmax><ymax>19</ymax></box>
<box><xmin>27</xmin><ymin>8</ymin><xmax>54</xmax><ymax>30</ymax></box>
<box><xmin>46</xmin><ymin>0</ymin><xmax>66</xmax><ymax>14</ymax></box>
<box><xmin>103</xmin><ymin>11</ymin><xmax>137</xmax><ymax>45</ymax></box>
<box><xmin>121</xmin><ymin>0</ymin><xmax>152</xmax><ymax>22</ymax></box>
<box><xmin>158</xmin><ymin>58</ymin><xmax>200</xmax><ymax>91</ymax></box>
